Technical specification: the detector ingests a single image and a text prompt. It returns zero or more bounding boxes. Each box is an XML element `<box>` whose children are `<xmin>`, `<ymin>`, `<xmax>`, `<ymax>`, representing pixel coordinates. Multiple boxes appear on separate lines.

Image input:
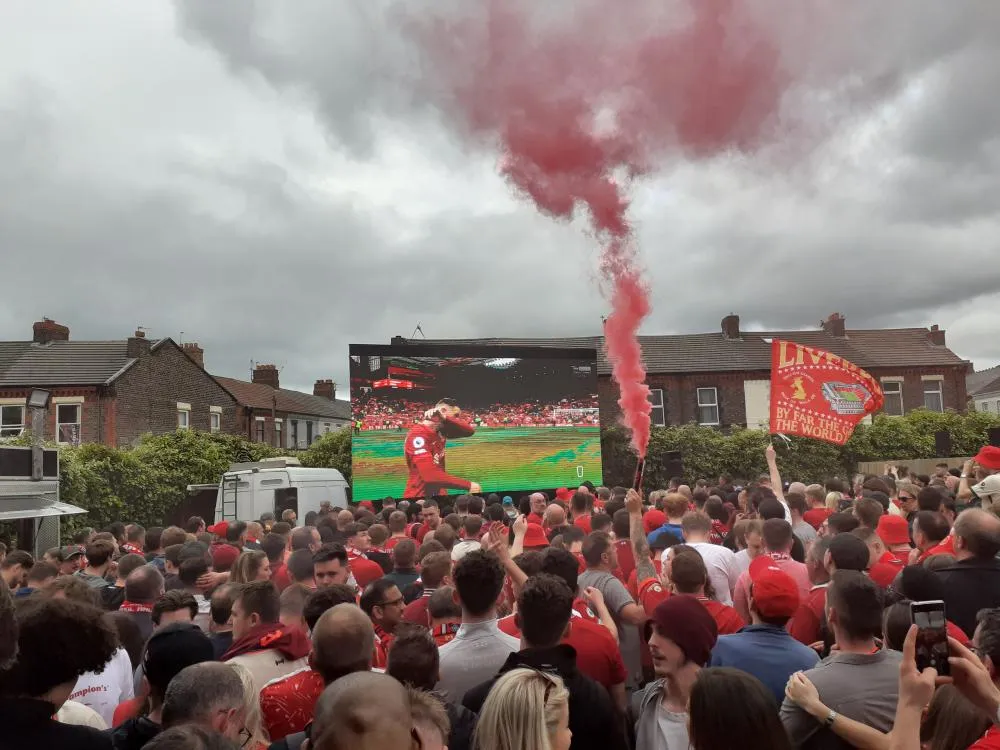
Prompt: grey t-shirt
<box><xmin>578</xmin><ymin>569</ymin><xmax>642</xmax><ymax>689</ymax></box>
<box><xmin>780</xmin><ymin>649</ymin><xmax>902</xmax><ymax>750</ymax></box>
<box><xmin>794</xmin><ymin>521</ymin><xmax>818</xmax><ymax>546</ymax></box>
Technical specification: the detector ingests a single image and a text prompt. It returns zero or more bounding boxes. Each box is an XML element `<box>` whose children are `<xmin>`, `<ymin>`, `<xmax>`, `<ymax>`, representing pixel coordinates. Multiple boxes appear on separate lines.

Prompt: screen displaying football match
<box><xmin>349</xmin><ymin>344</ymin><xmax>603</xmax><ymax>501</ymax></box>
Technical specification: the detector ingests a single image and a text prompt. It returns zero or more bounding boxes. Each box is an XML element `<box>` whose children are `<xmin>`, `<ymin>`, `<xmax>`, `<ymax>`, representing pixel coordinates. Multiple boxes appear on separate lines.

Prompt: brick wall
<box><xmin>0</xmin><ymin>386</ymin><xmax>109</xmax><ymax>444</ymax></box>
<box><xmin>597</xmin><ymin>364</ymin><xmax>969</xmax><ymax>428</ymax></box>
<box><xmin>113</xmin><ymin>341</ymin><xmax>239</xmax><ymax>445</ymax></box>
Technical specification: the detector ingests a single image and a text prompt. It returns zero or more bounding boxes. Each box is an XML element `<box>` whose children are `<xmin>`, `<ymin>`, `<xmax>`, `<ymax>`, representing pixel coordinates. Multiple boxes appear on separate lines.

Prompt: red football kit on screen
<box><xmin>403</xmin><ymin>419</ymin><xmax>475</xmax><ymax>498</ymax></box>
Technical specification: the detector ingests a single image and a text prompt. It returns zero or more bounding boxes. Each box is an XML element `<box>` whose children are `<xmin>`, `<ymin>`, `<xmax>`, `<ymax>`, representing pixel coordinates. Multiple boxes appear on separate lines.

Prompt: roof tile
<box><xmin>214</xmin><ymin>376</ymin><xmax>351</xmax><ymax>420</ymax></box>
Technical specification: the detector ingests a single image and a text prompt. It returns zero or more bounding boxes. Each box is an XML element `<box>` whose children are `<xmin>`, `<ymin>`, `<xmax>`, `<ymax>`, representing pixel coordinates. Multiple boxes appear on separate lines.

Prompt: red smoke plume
<box><xmin>417</xmin><ymin>0</ymin><xmax>790</xmax><ymax>457</ymax></box>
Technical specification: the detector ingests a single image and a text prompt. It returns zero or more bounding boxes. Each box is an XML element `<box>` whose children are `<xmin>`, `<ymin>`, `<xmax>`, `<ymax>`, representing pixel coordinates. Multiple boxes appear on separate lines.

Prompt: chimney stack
<box><xmin>721</xmin><ymin>313</ymin><xmax>741</xmax><ymax>340</ymax></box>
<box><xmin>253</xmin><ymin>364</ymin><xmax>280</xmax><ymax>389</ymax></box>
<box><xmin>928</xmin><ymin>324</ymin><xmax>946</xmax><ymax>347</ymax></box>
<box><xmin>390</xmin><ymin>335</ymin><xmax>406</xmax><ymax>346</ymax></box>
<box><xmin>822</xmin><ymin>313</ymin><xmax>846</xmax><ymax>338</ymax></box>
<box><xmin>314</xmin><ymin>379</ymin><xmax>336</xmax><ymax>400</ymax></box>
<box><xmin>182</xmin><ymin>342</ymin><xmax>205</xmax><ymax>369</ymax></box>
<box><xmin>32</xmin><ymin>319</ymin><xmax>69</xmax><ymax>345</ymax></box>
<box><xmin>127</xmin><ymin>328</ymin><xmax>151</xmax><ymax>359</ymax></box>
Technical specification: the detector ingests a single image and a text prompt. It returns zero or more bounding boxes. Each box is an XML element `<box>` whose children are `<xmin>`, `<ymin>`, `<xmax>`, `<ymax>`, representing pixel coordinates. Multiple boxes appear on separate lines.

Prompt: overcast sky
<box><xmin>1</xmin><ymin>1</ymin><xmax>998</xmax><ymax>395</ymax></box>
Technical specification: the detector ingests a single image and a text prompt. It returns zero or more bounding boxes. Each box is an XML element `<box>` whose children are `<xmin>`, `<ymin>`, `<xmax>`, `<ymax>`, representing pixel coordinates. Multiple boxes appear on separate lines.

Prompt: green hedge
<box><xmin>6</xmin><ymin>408</ymin><xmax>998</xmax><ymax>536</ymax></box>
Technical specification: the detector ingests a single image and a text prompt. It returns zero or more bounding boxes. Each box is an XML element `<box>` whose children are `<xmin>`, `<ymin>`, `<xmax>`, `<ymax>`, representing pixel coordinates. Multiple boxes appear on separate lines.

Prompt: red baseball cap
<box><xmin>359</xmin><ymin>500</ymin><xmax>375</xmax><ymax>511</ymax></box>
<box><xmin>207</xmin><ymin>521</ymin><xmax>229</xmax><ymax>537</ymax></box>
<box><xmin>555</xmin><ymin>487</ymin><xmax>572</xmax><ymax>502</ymax></box>
<box><xmin>523</xmin><ymin>523</ymin><xmax>550</xmax><ymax>549</ymax></box>
<box><xmin>748</xmin><ymin>556</ymin><xmax>800</xmax><ymax>619</ymax></box>
<box><xmin>975</xmin><ymin>446</ymin><xmax>1000</xmax><ymax>471</ymax></box>
<box><xmin>877</xmin><ymin>515</ymin><xmax>910</xmax><ymax>547</ymax></box>
<box><xmin>643</xmin><ymin>509</ymin><xmax>666</xmax><ymax>535</ymax></box>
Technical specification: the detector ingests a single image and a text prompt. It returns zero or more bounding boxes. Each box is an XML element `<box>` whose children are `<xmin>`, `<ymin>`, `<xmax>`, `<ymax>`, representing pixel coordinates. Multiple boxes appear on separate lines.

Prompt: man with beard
<box><xmin>403</xmin><ymin>398</ymin><xmax>480</xmax><ymax>499</ymax></box>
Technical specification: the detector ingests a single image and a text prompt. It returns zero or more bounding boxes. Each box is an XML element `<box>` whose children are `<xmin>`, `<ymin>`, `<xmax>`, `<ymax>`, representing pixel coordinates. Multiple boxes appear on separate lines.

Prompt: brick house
<box><xmin>0</xmin><ymin>320</ymin><xmax>239</xmax><ymax>446</ymax></box>
<box><xmin>215</xmin><ymin>364</ymin><xmax>351</xmax><ymax>449</ymax></box>
<box><xmin>397</xmin><ymin>313</ymin><xmax>971</xmax><ymax>429</ymax></box>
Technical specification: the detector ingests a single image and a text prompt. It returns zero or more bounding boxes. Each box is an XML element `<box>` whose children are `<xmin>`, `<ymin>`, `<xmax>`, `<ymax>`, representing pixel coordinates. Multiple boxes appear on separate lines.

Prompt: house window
<box><xmin>881</xmin><ymin>381</ymin><xmax>904</xmax><ymax>416</ymax></box>
<box><xmin>697</xmin><ymin>387</ymin><xmax>720</xmax><ymax>426</ymax></box>
<box><xmin>648</xmin><ymin>389</ymin><xmax>665</xmax><ymax>427</ymax></box>
<box><xmin>0</xmin><ymin>405</ymin><xmax>25</xmax><ymax>437</ymax></box>
<box><xmin>923</xmin><ymin>380</ymin><xmax>944</xmax><ymax>412</ymax></box>
<box><xmin>306</xmin><ymin>421</ymin><xmax>314</xmax><ymax>445</ymax></box>
<box><xmin>323</xmin><ymin>423</ymin><xmax>331</xmax><ymax>434</ymax></box>
<box><xmin>56</xmin><ymin>404</ymin><xmax>81</xmax><ymax>445</ymax></box>
<box><xmin>210</xmin><ymin>412</ymin><xmax>221</xmax><ymax>433</ymax></box>
<box><xmin>290</xmin><ymin>420</ymin><xmax>299</xmax><ymax>448</ymax></box>
<box><xmin>275</xmin><ymin>420</ymin><xmax>282</xmax><ymax>447</ymax></box>
<box><xmin>255</xmin><ymin>418</ymin><xmax>266</xmax><ymax>443</ymax></box>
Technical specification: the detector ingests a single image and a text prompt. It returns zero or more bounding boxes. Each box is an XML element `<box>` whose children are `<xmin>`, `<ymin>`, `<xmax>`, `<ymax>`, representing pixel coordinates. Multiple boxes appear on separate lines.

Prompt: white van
<box><xmin>213</xmin><ymin>457</ymin><xmax>351</xmax><ymax>524</ymax></box>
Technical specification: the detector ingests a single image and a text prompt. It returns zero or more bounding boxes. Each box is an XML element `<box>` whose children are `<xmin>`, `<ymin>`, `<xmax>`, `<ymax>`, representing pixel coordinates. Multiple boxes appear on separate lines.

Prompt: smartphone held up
<box><xmin>911</xmin><ymin>600</ymin><xmax>950</xmax><ymax>676</ymax></box>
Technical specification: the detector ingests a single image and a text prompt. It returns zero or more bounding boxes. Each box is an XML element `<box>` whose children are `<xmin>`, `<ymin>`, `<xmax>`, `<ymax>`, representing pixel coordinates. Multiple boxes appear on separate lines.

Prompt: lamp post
<box><xmin>27</xmin><ymin>388</ymin><xmax>51</xmax><ymax>481</ymax></box>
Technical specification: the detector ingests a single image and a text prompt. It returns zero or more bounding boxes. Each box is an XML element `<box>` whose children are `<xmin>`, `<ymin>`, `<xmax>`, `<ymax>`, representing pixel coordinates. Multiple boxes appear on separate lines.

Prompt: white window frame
<box><xmin>209</xmin><ymin>412</ymin><xmax>221</xmax><ymax>433</ymax></box>
<box><xmin>880</xmin><ymin>380</ymin><xmax>904</xmax><ymax>417</ymax></box>
<box><xmin>0</xmin><ymin>403</ymin><xmax>25</xmax><ymax>437</ymax></box>
<box><xmin>56</xmin><ymin>403</ymin><xmax>82</xmax><ymax>445</ymax></box>
<box><xmin>274</xmin><ymin>419</ymin><xmax>283</xmax><ymax>447</ymax></box>
<box><xmin>697</xmin><ymin>387</ymin><xmax>720</xmax><ymax>426</ymax></box>
<box><xmin>923</xmin><ymin>379</ymin><xmax>944</xmax><ymax>412</ymax></box>
<box><xmin>648</xmin><ymin>388</ymin><xmax>665</xmax><ymax>427</ymax></box>
<box><xmin>255</xmin><ymin>415</ymin><xmax>266</xmax><ymax>443</ymax></box>
<box><xmin>177</xmin><ymin>402</ymin><xmax>191</xmax><ymax>430</ymax></box>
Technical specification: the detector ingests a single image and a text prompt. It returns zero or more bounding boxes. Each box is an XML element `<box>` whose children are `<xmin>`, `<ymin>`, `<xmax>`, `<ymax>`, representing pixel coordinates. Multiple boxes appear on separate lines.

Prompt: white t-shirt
<box><xmin>656</xmin><ymin>704</ymin><xmax>690</xmax><ymax>749</ymax></box>
<box><xmin>70</xmin><ymin>647</ymin><xmax>135</xmax><ymax>727</ymax></box>
<box><xmin>663</xmin><ymin>542</ymin><xmax>740</xmax><ymax>606</ymax></box>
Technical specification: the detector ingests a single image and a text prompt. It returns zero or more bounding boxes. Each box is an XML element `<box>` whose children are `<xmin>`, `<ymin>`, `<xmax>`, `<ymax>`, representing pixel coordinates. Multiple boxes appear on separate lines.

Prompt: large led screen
<box><xmin>349</xmin><ymin>344</ymin><xmax>603</xmax><ymax>500</ymax></box>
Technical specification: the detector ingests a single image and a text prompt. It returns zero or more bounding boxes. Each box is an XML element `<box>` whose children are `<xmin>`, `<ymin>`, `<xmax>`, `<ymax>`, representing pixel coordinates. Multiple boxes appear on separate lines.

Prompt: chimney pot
<box><xmin>127</xmin><ymin>331</ymin><xmax>152</xmax><ymax>359</ymax></box>
<box><xmin>182</xmin><ymin>342</ymin><xmax>205</xmax><ymax>369</ymax></box>
<box><xmin>822</xmin><ymin>312</ymin><xmax>846</xmax><ymax>338</ymax></box>
<box><xmin>252</xmin><ymin>364</ymin><xmax>280</xmax><ymax>389</ymax></box>
<box><xmin>721</xmin><ymin>313</ymin><xmax>741</xmax><ymax>340</ymax></box>
<box><xmin>32</xmin><ymin>319</ymin><xmax>70</xmax><ymax>345</ymax></box>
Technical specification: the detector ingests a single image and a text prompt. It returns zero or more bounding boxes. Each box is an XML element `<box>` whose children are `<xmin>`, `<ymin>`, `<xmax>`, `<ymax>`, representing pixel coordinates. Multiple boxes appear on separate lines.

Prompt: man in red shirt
<box><xmin>401</xmin><ymin>551</ymin><xmax>453</xmax><ymax>627</ymax></box>
<box><xmin>912</xmin><ymin>511</ymin><xmax>952</xmax><ymax>563</ymax></box>
<box><xmin>789</xmin><ymin>537</ymin><xmax>832</xmax><ymax>646</ymax></box>
<box><xmin>855</xmin><ymin>527</ymin><xmax>905</xmax><ymax>589</ymax></box>
<box><xmin>415</xmin><ymin>500</ymin><xmax>442</xmax><ymax>544</ymax></box>
<box><xmin>344</xmin><ymin>523</ymin><xmax>384</xmax><ymax>589</ymax></box>
<box><xmin>384</xmin><ymin>511</ymin><xmax>410</xmax><ymax>551</ymax></box>
<box><xmin>666</xmin><ymin>548</ymin><xmax>745</xmax><ymax>635</ymax></box>
<box><xmin>571</xmin><ymin>491</ymin><xmax>593</xmax><ymax>534</ymax></box>
<box><xmin>527</xmin><ymin>492</ymin><xmax>547</xmax><ymax>525</ymax></box>
<box><xmin>612</xmin><ymin>510</ymin><xmax>636</xmax><ymax>584</ymax></box>
<box><xmin>428</xmin><ymin>586</ymin><xmax>462</xmax><ymax>646</ymax></box>
<box><xmin>402</xmin><ymin>399</ymin><xmax>479</xmax><ymax>499</ymax></box>
<box><xmin>877</xmin><ymin>515</ymin><xmax>914</xmax><ymax>562</ymax></box>
<box><xmin>802</xmin><ymin>485</ymin><xmax>833</xmax><ymax>531</ymax></box>
<box><xmin>260</xmin><ymin>601</ymin><xmax>373</xmax><ymax>742</ymax></box>
<box><xmin>360</xmin><ymin>579</ymin><xmax>405</xmax><ymax>669</ymax></box>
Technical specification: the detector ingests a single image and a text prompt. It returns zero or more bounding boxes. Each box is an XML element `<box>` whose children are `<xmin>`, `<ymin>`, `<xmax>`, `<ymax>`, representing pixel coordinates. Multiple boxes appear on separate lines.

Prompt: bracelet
<box><xmin>824</xmin><ymin>710</ymin><xmax>838</xmax><ymax>728</ymax></box>
<box><xmin>961</xmin><ymin>474</ymin><xmax>969</xmax><ymax>479</ymax></box>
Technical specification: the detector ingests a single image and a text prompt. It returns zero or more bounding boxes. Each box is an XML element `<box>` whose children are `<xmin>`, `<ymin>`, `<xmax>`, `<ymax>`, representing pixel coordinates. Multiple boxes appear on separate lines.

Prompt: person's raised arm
<box><xmin>958</xmin><ymin>459</ymin><xmax>977</xmax><ymax>503</ymax></box>
<box><xmin>510</xmin><ymin>514</ymin><xmax>527</xmax><ymax>559</ymax></box>
<box><xmin>487</xmin><ymin>522</ymin><xmax>527</xmax><ymax>592</ymax></box>
<box><xmin>626</xmin><ymin>489</ymin><xmax>656</xmax><ymax>585</ymax></box>
<box><xmin>766</xmin><ymin>443</ymin><xmax>792</xmax><ymax>523</ymax></box>
<box><xmin>889</xmin><ymin>626</ymin><xmax>938</xmax><ymax>750</ymax></box>
<box><xmin>583</xmin><ymin>585</ymin><xmax>619</xmax><ymax>644</ymax></box>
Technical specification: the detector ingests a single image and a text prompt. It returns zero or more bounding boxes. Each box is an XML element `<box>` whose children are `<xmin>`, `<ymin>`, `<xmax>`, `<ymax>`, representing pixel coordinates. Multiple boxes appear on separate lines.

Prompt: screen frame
<box><xmin>350</xmin><ymin>343</ymin><xmax>599</xmax><ymax>362</ymax></box>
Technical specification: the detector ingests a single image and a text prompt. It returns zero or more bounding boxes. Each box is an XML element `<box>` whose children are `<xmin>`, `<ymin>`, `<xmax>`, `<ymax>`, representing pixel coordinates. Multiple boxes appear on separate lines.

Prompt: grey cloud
<box><xmin>1</xmin><ymin>0</ymin><xmax>999</xmax><ymax>402</ymax></box>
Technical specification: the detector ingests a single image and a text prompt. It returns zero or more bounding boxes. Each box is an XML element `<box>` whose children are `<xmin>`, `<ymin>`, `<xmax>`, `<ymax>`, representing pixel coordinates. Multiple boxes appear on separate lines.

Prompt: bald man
<box><xmin>262</xmin><ymin>603</ymin><xmax>375</xmax><ymax>747</ymax></box>
<box><xmin>337</xmin><ymin>510</ymin><xmax>354</xmax><ymax>531</ymax></box>
<box><xmin>936</xmin><ymin>509</ymin><xmax>1000</xmax><ymax>636</ymax></box>
<box><xmin>543</xmin><ymin>504</ymin><xmax>567</xmax><ymax>531</ymax></box>
<box><xmin>310</xmin><ymin>672</ymin><xmax>418</xmax><ymax>750</ymax></box>
<box><xmin>528</xmin><ymin>493</ymin><xmax>547</xmax><ymax>523</ymax></box>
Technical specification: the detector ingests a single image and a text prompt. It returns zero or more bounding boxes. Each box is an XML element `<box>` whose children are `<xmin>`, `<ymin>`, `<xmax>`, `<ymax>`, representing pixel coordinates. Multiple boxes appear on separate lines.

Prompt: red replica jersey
<box><xmin>403</xmin><ymin>422</ymin><xmax>473</xmax><ymax>499</ymax></box>
<box><xmin>700</xmin><ymin>598</ymin><xmax>746</xmax><ymax>635</ymax></box>
<box><xmin>789</xmin><ymin>585</ymin><xmax>828</xmax><ymax>646</ymax></box>
<box><xmin>868</xmin><ymin>552</ymin><xmax>905</xmax><ymax>589</ymax></box>
<box><xmin>572</xmin><ymin>598</ymin><xmax>600</xmax><ymax>624</ymax></box>
<box><xmin>260</xmin><ymin>668</ymin><xmax>325</xmax><ymax>741</ymax></box>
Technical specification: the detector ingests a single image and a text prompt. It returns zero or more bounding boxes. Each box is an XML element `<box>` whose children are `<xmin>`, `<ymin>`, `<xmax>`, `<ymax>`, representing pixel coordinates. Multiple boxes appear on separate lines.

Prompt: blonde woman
<box><xmin>230</xmin><ymin>550</ymin><xmax>271</xmax><ymax>584</ymax></box>
<box><xmin>229</xmin><ymin>662</ymin><xmax>270</xmax><ymax>749</ymax></box>
<box><xmin>825</xmin><ymin>492</ymin><xmax>843</xmax><ymax>512</ymax></box>
<box><xmin>473</xmin><ymin>668</ymin><xmax>571</xmax><ymax>750</ymax></box>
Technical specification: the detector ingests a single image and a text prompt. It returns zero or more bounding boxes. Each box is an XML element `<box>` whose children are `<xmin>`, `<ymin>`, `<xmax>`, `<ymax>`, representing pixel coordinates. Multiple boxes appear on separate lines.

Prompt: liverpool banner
<box><xmin>769</xmin><ymin>340</ymin><xmax>883</xmax><ymax>445</ymax></box>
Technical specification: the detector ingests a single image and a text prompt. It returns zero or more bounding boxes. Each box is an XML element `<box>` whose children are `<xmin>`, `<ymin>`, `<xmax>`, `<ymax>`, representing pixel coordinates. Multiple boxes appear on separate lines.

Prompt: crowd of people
<box><xmin>354</xmin><ymin>395</ymin><xmax>599</xmax><ymax>430</ymax></box>
<box><xmin>4</xmin><ymin>442</ymin><xmax>1000</xmax><ymax>749</ymax></box>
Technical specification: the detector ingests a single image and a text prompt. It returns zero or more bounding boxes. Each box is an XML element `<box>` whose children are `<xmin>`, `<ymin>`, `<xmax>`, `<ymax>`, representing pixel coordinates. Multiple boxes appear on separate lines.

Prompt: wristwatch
<box><xmin>824</xmin><ymin>710</ymin><xmax>838</xmax><ymax>728</ymax></box>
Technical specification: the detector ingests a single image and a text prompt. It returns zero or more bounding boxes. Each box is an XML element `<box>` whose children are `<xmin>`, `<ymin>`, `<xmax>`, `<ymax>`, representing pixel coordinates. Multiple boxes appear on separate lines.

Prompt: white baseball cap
<box><xmin>971</xmin><ymin>474</ymin><xmax>1000</xmax><ymax>507</ymax></box>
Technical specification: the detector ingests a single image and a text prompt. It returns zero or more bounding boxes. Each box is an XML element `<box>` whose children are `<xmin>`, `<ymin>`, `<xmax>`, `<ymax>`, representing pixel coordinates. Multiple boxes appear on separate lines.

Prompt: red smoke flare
<box><xmin>416</xmin><ymin>0</ymin><xmax>789</xmax><ymax>457</ymax></box>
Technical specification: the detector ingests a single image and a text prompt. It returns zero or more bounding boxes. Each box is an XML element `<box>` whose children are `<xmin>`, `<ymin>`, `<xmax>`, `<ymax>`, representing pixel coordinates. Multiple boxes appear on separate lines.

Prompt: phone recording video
<box><xmin>911</xmin><ymin>600</ymin><xmax>950</xmax><ymax>676</ymax></box>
